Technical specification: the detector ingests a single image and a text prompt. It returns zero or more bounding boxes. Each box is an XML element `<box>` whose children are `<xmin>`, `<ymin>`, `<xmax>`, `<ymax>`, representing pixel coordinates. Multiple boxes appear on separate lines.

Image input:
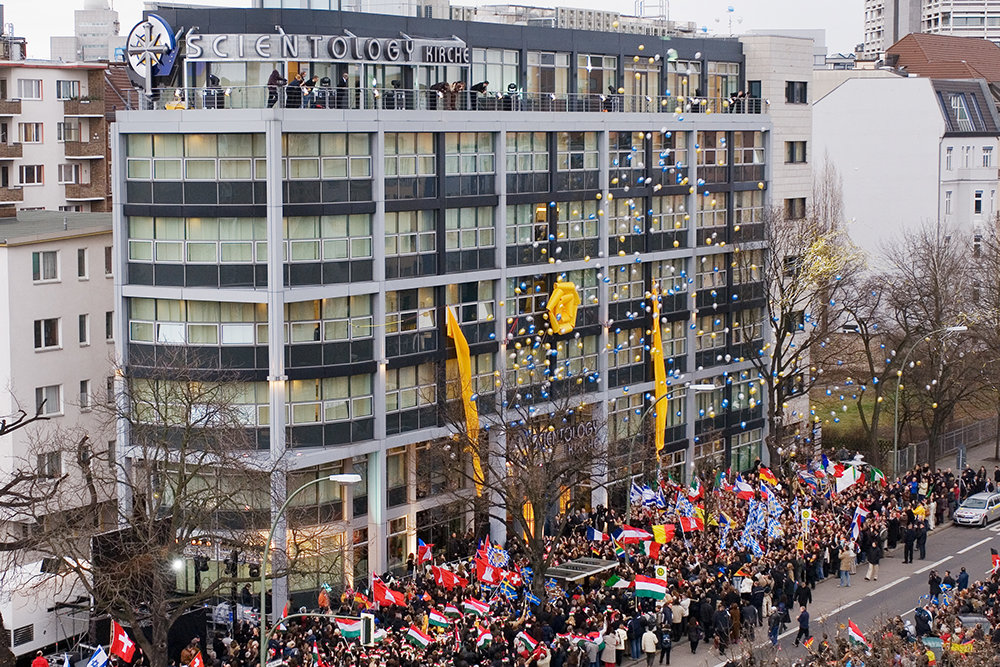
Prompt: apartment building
<box><xmin>863</xmin><ymin>0</ymin><xmax>1000</xmax><ymax>59</ymax></box>
<box><xmin>50</xmin><ymin>0</ymin><xmax>125</xmax><ymax>64</ymax></box>
<box><xmin>0</xmin><ymin>60</ymin><xmax>110</xmax><ymax>215</ymax></box>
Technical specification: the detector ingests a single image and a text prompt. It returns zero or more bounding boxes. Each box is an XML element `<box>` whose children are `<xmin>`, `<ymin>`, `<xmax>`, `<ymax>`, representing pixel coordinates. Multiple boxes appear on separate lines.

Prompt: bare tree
<box><xmin>969</xmin><ymin>230</ymin><xmax>1000</xmax><ymax>460</ymax></box>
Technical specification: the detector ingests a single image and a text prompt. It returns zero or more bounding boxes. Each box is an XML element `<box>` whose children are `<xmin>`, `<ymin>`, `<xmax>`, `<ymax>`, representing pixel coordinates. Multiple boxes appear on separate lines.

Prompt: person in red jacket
<box><xmin>31</xmin><ymin>651</ymin><xmax>48</xmax><ymax>667</ymax></box>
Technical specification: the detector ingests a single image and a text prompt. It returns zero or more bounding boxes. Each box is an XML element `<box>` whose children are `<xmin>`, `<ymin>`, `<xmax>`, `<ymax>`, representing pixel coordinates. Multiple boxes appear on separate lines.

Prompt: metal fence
<box><xmin>895</xmin><ymin>415</ymin><xmax>998</xmax><ymax>471</ymax></box>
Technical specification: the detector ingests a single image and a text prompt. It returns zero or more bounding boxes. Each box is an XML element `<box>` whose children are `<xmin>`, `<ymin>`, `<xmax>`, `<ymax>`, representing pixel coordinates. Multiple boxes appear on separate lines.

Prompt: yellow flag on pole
<box><xmin>650</xmin><ymin>287</ymin><xmax>668</xmax><ymax>460</ymax></box>
<box><xmin>445</xmin><ymin>307</ymin><xmax>483</xmax><ymax>495</ymax></box>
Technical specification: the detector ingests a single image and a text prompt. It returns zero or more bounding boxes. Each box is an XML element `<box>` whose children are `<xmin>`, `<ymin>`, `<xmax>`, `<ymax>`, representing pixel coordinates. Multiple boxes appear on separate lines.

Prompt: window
<box><xmin>385</xmin><ymin>288</ymin><xmax>436</xmax><ymax>333</ymax></box>
<box><xmin>386</xmin><ymin>364</ymin><xmax>437</xmax><ymax>412</ymax></box>
<box><xmin>975</xmin><ymin>190</ymin><xmax>983</xmax><ymax>215</ymax></box>
<box><xmin>984</xmin><ymin>146</ymin><xmax>993</xmax><ymax>168</ymax></box>
<box><xmin>785</xmin><ymin>141</ymin><xmax>807</xmax><ymax>164</ymax></box>
<box><xmin>951</xmin><ymin>95</ymin><xmax>975</xmax><ymax>132</ymax></box>
<box><xmin>35</xmin><ymin>385</ymin><xmax>62</xmax><ymax>416</ymax></box>
<box><xmin>76</xmin><ymin>248</ymin><xmax>88</xmax><ymax>278</ymax></box>
<box><xmin>784</xmin><ymin>197</ymin><xmax>807</xmax><ymax>220</ymax></box>
<box><xmin>57</xmin><ymin>164</ymin><xmax>80</xmax><ymax>185</ymax></box>
<box><xmin>57</xmin><ymin>121</ymin><xmax>80</xmax><ymax>143</ymax></box>
<box><xmin>32</xmin><ymin>250</ymin><xmax>58</xmax><ymax>282</ymax></box>
<box><xmin>33</xmin><ymin>318</ymin><xmax>60</xmax><ymax>350</ymax></box>
<box><xmin>946</xmin><ymin>146</ymin><xmax>953</xmax><ymax>171</ymax></box>
<box><xmin>785</xmin><ymin>81</ymin><xmax>808</xmax><ymax>104</ymax></box>
<box><xmin>17</xmin><ymin>79</ymin><xmax>42</xmax><ymax>100</ymax></box>
<box><xmin>37</xmin><ymin>451</ymin><xmax>61</xmax><ymax>478</ymax></box>
<box><xmin>19</xmin><ymin>165</ymin><xmax>43</xmax><ymax>185</ymax></box>
<box><xmin>444</xmin><ymin>207</ymin><xmax>495</xmax><ymax>251</ymax></box>
<box><xmin>105</xmin><ymin>311</ymin><xmax>113</xmax><ymax>341</ymax></box>
<box><xmin>384</xmin><ymin>210</ymin><xmax>436</xmax><ymax>257</ymax></box>
<box><xmin>79</xmin><ymin>379</ymin><xmax>91</xmax><ymax>410</ymax></box>
<box><xmin>55</xmin><ymin>80</ymin><xmax>80</xmax><ymax>100</ymax></box>
<box><xmin>78</xmin><ymin>314</ymin><xmax>89</xmax><ymax>345</ymax></box>
<box><xmin>696</xmin><ymin>314</ymin><xmax>726</xmax><ymax>351</ymax></box>
<box><xmin>964</xmin><ymin>145</ymin><xmax>972</xmax><ymax>168</ymax></box>
<box><xmin>104</xmin><ymin>246</ymin><xmax>113</xmax><ymax>276</ymax></box>
<box><xmin>106</xmin><ymin>376</ymin><xmax>114</xmax><ymax>404</ymax></box>
<box><xmin>18</xmin><ymin>123</ymin><xmax>42</xmax><ymax>143</ymax></box>
<box><xmin>945</xmin><ymin>191</ymin><xmax>953</xmax><ymax>215</ymax></box>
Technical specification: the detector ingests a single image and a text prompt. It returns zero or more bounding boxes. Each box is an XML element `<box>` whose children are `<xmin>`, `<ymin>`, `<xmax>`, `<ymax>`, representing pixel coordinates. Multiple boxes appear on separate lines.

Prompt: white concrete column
<box><xmin>368</xmin><ymin>448</ymin><xmax>387</xmax><ymax>576</ymax></box>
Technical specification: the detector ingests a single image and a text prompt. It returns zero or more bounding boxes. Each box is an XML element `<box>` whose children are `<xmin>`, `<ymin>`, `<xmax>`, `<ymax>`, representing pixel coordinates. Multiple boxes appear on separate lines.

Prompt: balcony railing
<box><xmin>65</xmin><ymin>182</ymin><xmax>105</xmax><ymax>200</ymax></box>
<box><xmin>0</xmin><ymin>143</ymin><xmax>22</xmax><ymax>159</ymax></box>
<box><xmin>0</xmin><ymin>99</ymin><xmax>21</xmax><ymax>115</ymax></box>
<box><xmin>64</xmin><ymin>140</ymin><xmax>105</xmax><ymax>158</ymax></box>
<box><xmin>120</xmin><ymin>85</ymin><xmax>769</xmax><ymax>115</ymax></box>
<box><xmin>63</xmin><ymin>98</ymin><xmax>104</xmax><ymax>117</ymax></box>
<box><xmin>0</xmin><ymin>185</ymin><xmax>23</xmax><ymax>202</ymax></box>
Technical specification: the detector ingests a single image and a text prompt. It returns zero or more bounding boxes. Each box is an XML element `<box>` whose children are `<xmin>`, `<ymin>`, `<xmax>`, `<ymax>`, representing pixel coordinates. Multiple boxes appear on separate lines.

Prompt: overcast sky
<box><xmin>13</xmin><ymin>0</ymin><xmax>865</xmax><ymax>60</ymax></box>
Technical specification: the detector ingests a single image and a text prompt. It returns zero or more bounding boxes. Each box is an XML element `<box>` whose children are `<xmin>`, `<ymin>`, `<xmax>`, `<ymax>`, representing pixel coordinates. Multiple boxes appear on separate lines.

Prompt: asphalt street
<box><xmin>622</xmin><ymin>518</ymin><xmax>1000</xmax><ymax>667</ymax></box>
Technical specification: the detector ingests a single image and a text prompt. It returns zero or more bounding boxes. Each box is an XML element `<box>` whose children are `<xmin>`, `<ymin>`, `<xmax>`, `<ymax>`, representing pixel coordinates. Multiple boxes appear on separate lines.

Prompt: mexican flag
<box><xmin>428</xmin><ymin>610</ymin><xmax>451</xmax><ymax>628</ymax></box>
<box><xmin>406</xmin><ymin>625</ymin><xmax>433</xmax><ymax>649</ymax></box>
<box><xmin>604</xmin><ymin>574</ymin><xmax>629</xmax><ymax>589</ymax></box>
<box><xmin>463</xmin><ymin>598</ymin><xmax>490</xmax><ymax>616</ymax></box>
<box><xmin>633</xmin><ymin>575</ymin><xmax>668</xmax><ymax>599</ymax></box>
<box><xmin>847</xmin><ymin>620</ymin><xmax>870</xmax><ymax>647</ymax></box>
<box><xmin>335</xmin><ymin>618</ymin><xmax>361</xmax><ymax>639</ymax></box>
<box><xmin>476</xmin><ymin>627</ymin><xmax>493</xmax><ymax>648</ymax></box>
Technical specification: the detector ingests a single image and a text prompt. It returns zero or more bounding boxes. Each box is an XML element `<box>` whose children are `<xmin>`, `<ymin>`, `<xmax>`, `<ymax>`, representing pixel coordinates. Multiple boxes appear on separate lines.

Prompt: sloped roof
<box><xmin>932</xmin><ymin>79</ymin><xmax>1000</xmax><ymax>135</ymax></box>
<box><xmin>104</xmin><ymin>61</ymin><xmax>137</xmax><ymax>118</ymax></box>
<box><xmin>887</xmin><ymin>33</ymin><xmax>1000</xmax><ymax>82</ymax></box>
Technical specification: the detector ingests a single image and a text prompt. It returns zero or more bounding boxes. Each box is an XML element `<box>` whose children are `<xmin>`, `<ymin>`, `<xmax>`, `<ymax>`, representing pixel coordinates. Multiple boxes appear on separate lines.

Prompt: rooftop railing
<box><xmin>118</xmin><ymin>85</ymin><xmax>768</xmax><ymax>115</ymax></box>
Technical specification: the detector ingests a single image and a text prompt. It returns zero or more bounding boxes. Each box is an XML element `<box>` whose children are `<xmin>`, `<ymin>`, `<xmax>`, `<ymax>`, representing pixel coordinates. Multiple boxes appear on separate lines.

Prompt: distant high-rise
<box><xmin>50</xmin><ymin>0</ymin><xmax>124</xmax><ymax>62</ymax></box>
<box><xmin>863</xmin><ymin>0</ymin><xmax>1000</xmax><ymax>59</ymax></box>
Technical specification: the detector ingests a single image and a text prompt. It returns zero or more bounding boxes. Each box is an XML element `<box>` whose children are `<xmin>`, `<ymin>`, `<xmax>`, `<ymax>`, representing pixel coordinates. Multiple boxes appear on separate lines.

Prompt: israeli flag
<box><xmin>87</xmin><ymin>646</ymin><xmax>110</xmax><ymax>667</ymax></box>
<box><xmin>630</xmin><ymin>481</ymin><xmax>643</xmax><ymax>504</ymax></box>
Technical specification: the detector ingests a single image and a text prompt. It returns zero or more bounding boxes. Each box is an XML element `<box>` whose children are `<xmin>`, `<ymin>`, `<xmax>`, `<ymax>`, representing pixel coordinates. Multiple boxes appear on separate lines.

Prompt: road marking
<box><xmin>866</xmin><ymin>576</ymin><xmax>908</xmax><ymax>597</ymax></box>
<box><xmin>819</xmin><ymin>598</ymin><xmax>861</xmax><ymax>621</ymax></box>
<box><xmin>989</xmin><ymin>525</ymin><xmax>1000</xmax><ymax>533</ymax></box>
<box><xmin>914</xmin><ymin>557</ymin><xmax>952</xmax><ymax>574</ymax></box>
<box><xmin>958</xmin><ymin>537</ymin><xmax>993</xmax><ymax>554</ymax></box>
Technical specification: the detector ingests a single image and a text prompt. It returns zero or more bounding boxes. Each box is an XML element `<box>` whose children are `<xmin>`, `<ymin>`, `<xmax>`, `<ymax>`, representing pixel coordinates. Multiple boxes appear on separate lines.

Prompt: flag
<box><xmin>715</xmin><ymin>468</ymin><xmax>731</xmax><ymax>492</ymax></box>
<box><xmin>640</xmin><ymin>541</ymin><xmax>661</xmax><ymax>559</ymax></box>
<box><xmin>515</xmin><ymin>631</ymin><xmax>539</xmax><ymax>656</ymax></box>
<box><xmin>474</xmin><ymin>558</ymin><xmax>507</xmax><ymax>585</ymax></box>
<box><xmin>545</xmin><ymin>578</ymin><xmax>564</xmax><ymax>599</ymax></box>
<box><xmin>110</xmin><ymin>620</ymin><xmax>137</xmax><ymax>662</ymax></box>
<box><xmin>733</xmin><ymin>474</ymin><xmax>755</xmax><ymax>500</ymax></box>
<box><xmin>417</xmin><ymin>539</ymin><xmax>434</xmax><ymax>564</ymax></box>
<box><xmin>373</xmin><ymin>575</ymin><xmax>406</xmax><ymax>606</ymax></box>
<box><xmin>847</xmin><ymin>620</ymin><xmax>870</xmax><ymax>647</ymax></box>
<box><xmin>760</xmin><ymin>483</ymin><xmax>776</xmax><ymax>505</ymax></box>
<box><xmin>630</xmin><ymin>480</ymin><xmax>644</xmax><ymax>504</ymax></box>
<box><xmin>652</xmin><ymin>524</ymin><xmax>675</xmax><ymax>544</ymax></box>
<box><xmin>868</xmin><ymin>467</ymin><xmax>887</xmax><ymax>486</ymax></box>
<box><xmin>614</xmin><ymin>525</ymin><xmax>653</xmax><ymax>543</ymax></box>
<box><xmin>86</xmin><ymin>647</ymin><xmax>109</xmax><ymax>667</ymax></box>
<box><xmin>354</xmin><ymin>591</ymin><xmax>371</xmax><ymax>610</ymax></box>
<box><xmin>498</xmin><ymin>579</ymin><xmax>518</xmax><ymax>600</ymax></box>
<box><xmin>679</xmin><ymin>516</ymin><xmax>704</xmax><ymax>532</ymax></box>
<box><xmin>520</xmin><ymin>566</ymin><xmax>533</xmax><ymax>584</ymax></box>
<box><xmin>613</xmin><ymin>539</ymin><xmax>626</xmax><ymax>558</ymax></box>
<box><xmin>950</xmin><ymin>639</ymin><xmax>975</xmax><ymax>654</ymax></box>
<box><xmin>312</xmin><ymin>641</ymin><xmax>324</xmax><ymax>667</ymax></box>
<box><xmin>766</xmin><ymin>517</ymin><xmax>782</xmax><ymax>539</ymax></box>
<box><xmin>587</xmin><ymin>527</ymin><xmax>608</xmax><ymax>541</ymax></box>
<box><xmin>675</xmin><ymin>493</ymin><xmax>696</xmax><ymax>517</ymax></box>
<box><xmin>990</xmin><ymin>548</ymin><xmax>1000</xmax><ymax>574</ymax></box>
<box><xmin>687</xmin><ymin>477</ymin><xmax>703</xmax><ymax>502</ymax></box>
<box><xmin>444</xmin><ymin>604</ymin><xmax>462</xmax><ymax>618</ymax></box>
<box><xmin>851</xmin><ymin>505</ymin><xmax>870</xmax><ymax>539</ymax></box>
<box><xmin>433</xmin><ymin>565</ymin><xmax>469</xmax><ymax>589</ymax></box>
<box><xmin>837</xmin><ymin>466</ymin><xmax>862</xmax><ymax>493</ymax></box>
<box><xmin>759</xmin><ymin>467</ymin><xmax>778</xmax><ymax>486</ymax></box>
<box><xmin>798</xmin><ymin>469</ymin><xmax>819</xmax><ymax>492</ymax></box>
<box><xmin>476</xmin><ymin>626</ymin><xmax>493</xmax><ymax>648</ymax></box>
<box><xmin>650</xmin><ymin>287</ymin><xmax>668</xmax><ymax>460</ymax></box>
<box><xmin>335</xmin><ymin>617</ymin><xmax>362</xmax><ymax>638</ymax></box>
<box><xmin>605</xmin><ymin>574</ymin><xmax>629</xmax><ymax>589</ymax></box>
<box><xmin>735</xmin><ymin>565</ymin><xmax>752</xmax><ymax>578</ymax></box>
<box><xmin>406</xmin><ymin>625</ymin><xmax>433</xmax><ymax>649</ymax></box>
<box><xmin>803</xmin><ymin>636</ymin><xmax>815</xmax><ymax>649</ymax></box>
<box><xmin>486</xmin><ymin>542</ymin><xmax>510</xmax><ymax>568</ymax></box>
<box><xmin>189</xmin><ymin>652</ymin><xmax>204</xmax><ymax>667</ymax></box>
<box><xmin>525</xmin><ymin>590</ymin><xmax>541</xmax><ymax>606</ymax></box>
<box><xmin>641</xmin><ymin>485</ymin><xmax>658</xmax><ymax>506</ymax></box>
<box><xmin>445</xmin><ymin>306</ymin><xmax>483</xmax><ymax>495</ymax></box>
<box><xmin>654</xmin><ymin>490</ymin><xmax>667</xmax><ymax>510</ymax></box>
<box><xmin>633</xmin><ymin>575</ymin><xmax>668</xmax><ymax>599</ymax></box>
<box><xmin>429</xmin><ymin>610</ymin><xmax>451</xmax><ymax>628</ymax></box>
<box><xmin>464</xmin><ymin>598</ymin><xmax>490</xmax><ymax>616</ymax></box>
<box><xmin>63</xmin><ymin>656</ymin><xmax>70</xmax><ymax>667</ymax></box>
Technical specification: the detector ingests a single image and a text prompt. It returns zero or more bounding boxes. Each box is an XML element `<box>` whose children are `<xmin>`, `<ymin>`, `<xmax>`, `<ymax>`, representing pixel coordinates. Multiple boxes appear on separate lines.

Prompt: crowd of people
<box><xmin>180</xmin><ymin>460</ymin><xmax>1000</xmax><ymax>667</ymax></box>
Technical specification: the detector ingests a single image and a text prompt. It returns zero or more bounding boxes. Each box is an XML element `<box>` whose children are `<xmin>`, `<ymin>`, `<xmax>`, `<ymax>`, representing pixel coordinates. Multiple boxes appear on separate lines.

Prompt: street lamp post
<box><xmin>259</xmin><ymin>473</ymin><xmax>362</xmax><ymax>667</ymax></box>
<box><xmin>892</xmin><ymin>326</ymin><xmax>967</xmax><ymax>477</ymax></box>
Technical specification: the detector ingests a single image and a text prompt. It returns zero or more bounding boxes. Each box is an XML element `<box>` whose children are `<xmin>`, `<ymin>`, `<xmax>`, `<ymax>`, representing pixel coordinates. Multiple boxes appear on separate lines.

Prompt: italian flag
<box><xmin>335</xmin><ymin>618</ymin><xmax>361</xmax><ymax>639</ymax></box>
<box><xmin>464</xmin><ymin>598</ymin><xmax>490</xmax><ymax>616</ymax></box>
<box><xmin>640</xmin><ymin>541</ymin><xmax>661</xmax><ymax>559</ymax></box>
<box><xmin>633</xmin><ymin>574</ymin><xmax>668</xmax><ymax>599</ymax></box>
<box><xmin>476</xmin><ymin>627</ymin><xmax>493</xmax><ymax>648</ymax></box>
<box><xmin>428</xmin><ymin>610</ymin><xmax>451</xmax><ymax>628</ymax></box>
<box><xmin>444</xmin><ymin>604</ymin><xmax>462</xmax><ymax>618</ymax></box>
<box><xmin>406</xmin><ymin>625</ymin><xmax>433</xmax><ymax>649</ymax></box>
<box><xmin>605</xmin><ymin>574</ymin><xmax>629</xmax><ymax>589</ymax></box>
<box><xmin>868</xmin><ymin>467</ymin><xmax>887</xmax><ymax>486</ymax></box>
<box><xmin>847</xmin><ymin>620</ymin><xmax>870</xmax><ymax>647</ymax></box>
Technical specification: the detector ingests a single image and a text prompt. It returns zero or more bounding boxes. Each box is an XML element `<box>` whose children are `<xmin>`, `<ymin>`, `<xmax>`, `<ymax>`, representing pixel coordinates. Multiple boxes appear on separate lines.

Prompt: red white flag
<box><xmin>189</xmin><ymin>651</ymin><xmax>205</xmax><ymax>667</ymax></box>
<box><xmin>433</xmin><ymin>565</ymin><xmax>469</xmax><ymax>589</ymax></box>
<box><xmin>110</xmin><ymin>620</ymin><xmax>136</xmax><ymax>662</ymax></box>
<box><xmin>474</xmin><ymin>558</ymin><xmax>506</xmax><ymax>584</ymax></box>
<box><xmin>373</xmin><ymin>574</ymin><xmax>407</xmax><ymax>606</ymax></box>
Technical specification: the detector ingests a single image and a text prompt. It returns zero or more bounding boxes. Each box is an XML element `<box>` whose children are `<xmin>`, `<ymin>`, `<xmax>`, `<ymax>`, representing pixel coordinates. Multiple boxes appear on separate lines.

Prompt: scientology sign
<box><xmin>185</xmin><ymin>28</ymin><xmax>470</xmax><ymax>66</ymax></box>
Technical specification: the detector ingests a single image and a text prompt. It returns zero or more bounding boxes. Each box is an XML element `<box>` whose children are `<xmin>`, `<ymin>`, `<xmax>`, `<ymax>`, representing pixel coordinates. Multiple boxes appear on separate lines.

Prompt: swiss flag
<box><xmin>475</xmin><ymin>558</ymin><xmax>505</xmax><ymax>584</ymax></box>
<box><xmin>433</xmin><ymin>566</ymin><xmax>469</xmax><ymax>589</ymax></box>
<box><xmin>372</xmin><ymin>574</ymin><xmax>406</xmax><ymax>606</ymax></box>
<box><xmin>110</xmin><ymin>620</ymin><xmax>136</xmax><ymax>662</ymax></box>
<box><xmin>189</xmin><ymin>651</ymin><xmax>204</xmax><ymax>667</ymax></box>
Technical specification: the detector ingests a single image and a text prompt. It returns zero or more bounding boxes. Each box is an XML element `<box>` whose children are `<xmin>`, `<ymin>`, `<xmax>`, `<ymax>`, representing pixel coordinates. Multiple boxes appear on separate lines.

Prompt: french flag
<box><xmin>587</xmin><ymin>527</ymin><xmax>609</xmax><ymax>541</ymax></box>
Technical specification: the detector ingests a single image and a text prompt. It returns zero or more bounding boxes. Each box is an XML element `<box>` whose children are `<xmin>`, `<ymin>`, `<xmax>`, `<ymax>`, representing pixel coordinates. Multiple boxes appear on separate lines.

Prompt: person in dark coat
<box><xmin>928</xmin><ymin>571</ymin><xmax>942</xmax><ymax>601</ymax></box>
<box><xmin>266</xmin><ymin>69</ymin><xmax>286</xmax><ymax>108</ymax></box>
<box><xmin>957</xmin><ymin>567</ymin><xmax>970</xmax><ymax>590</ymax></box>
<box><xmin>336</xmin><ymin>72</ymin><xmax>350</xmax><ymax>109</ymax></box>
<box><xmin>793</xmin><ymin>607</ymin><xmax>810</xmax><ymax>646</ymax></box>
<box><xmin>794</xmin><ymin>581</ymin><xmax>812</xmax><ymax>609</ymax></box>
<box><xmin>712</xmin><ymin>604</ymin><xmax>730</xmax><ymax>654</ymax></box>
<box><xmin>657</xmin><ymin>625</ymin><xmax>671</xmax><ymax>665</ymax></box>
<box><xmin>865</xmin><ymin>540</ymin><xmax>882</xmax><ymax>581</ymax></box>
<box><xmin>687</xmin><ymin>619</ymin><xmax>702</xmax><ymax>654</ymax></box>
<box><xmin>916</xmin><ymin>521</ymin><xmax>928</xmax><ymax>560</ymax></box>
<box><xmin>285</xmin><ymin>72</ymin><xmax>304</xmax><ymax>109</ymax></box>
<box><xmin>903</xmin><ymin>523</ymin><xmax>916</xmax><ymax>563</ymax></box>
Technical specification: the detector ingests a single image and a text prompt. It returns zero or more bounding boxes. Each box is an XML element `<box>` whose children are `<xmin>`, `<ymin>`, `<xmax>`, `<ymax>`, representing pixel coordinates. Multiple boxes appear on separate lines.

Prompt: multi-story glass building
<box><xmin>112</xmin><ymin>4</ymin><xmax>769</xmax><ymax>608</ymax></box>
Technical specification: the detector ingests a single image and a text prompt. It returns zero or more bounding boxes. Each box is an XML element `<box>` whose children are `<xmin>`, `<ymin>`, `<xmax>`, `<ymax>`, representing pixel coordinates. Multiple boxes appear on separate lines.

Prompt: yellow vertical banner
<box><xmin>650</xmin><ymin>287</ymin><xmax>668</xmax><ymax>460</ymax></box>
<box><xmin>445</xmin><ymin>306</ymin><xmax>484</xmax><ymax>495</ymax></box>
<box><xmin>523</xmin><ymin>501</ymin><xmax>535</xmax><ymax>539</ymax></box>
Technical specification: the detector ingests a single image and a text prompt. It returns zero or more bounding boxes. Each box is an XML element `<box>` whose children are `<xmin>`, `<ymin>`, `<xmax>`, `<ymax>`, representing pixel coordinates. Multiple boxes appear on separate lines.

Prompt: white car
<box><xmin>953</xmin><ymin>493</ymin><xmax>1000</xmax><ymax>527</ymax></box>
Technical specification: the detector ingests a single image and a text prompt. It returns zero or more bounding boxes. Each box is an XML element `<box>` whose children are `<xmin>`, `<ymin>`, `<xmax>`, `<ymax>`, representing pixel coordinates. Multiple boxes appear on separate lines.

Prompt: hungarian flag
<box><xmin>476</xmin><ymin>626</ymin><xmax>493</xmax><ymax>648</ymax></box>
<box><xmin>417</xmin><ymin>539</ymin><xmax>434</xmax><ymax>564</ymax></box>
<box><xmin>372</xmin><ymin>575</ymin><xmax>406</xmax><ymax>607</ymax></box>
<box><xmin>586</xmin><ymin>527</ymin><xmax>608</xmax><ymax>541</ymax></box>
<box><xmin>605</xmin><ymin>574</ymin><xmax>629</xmax><ymax>589</ymax></box>
<box><xmin>615</xmin><ymin>525</ymin><xmax>653</xmax><ymax>544</ymax></box>
<box><xmin>652</xmin><ymin>524</ymin><xmax>675</xmax><ymax>544</ymax></box>
<box><xmin>444</xmin><ymin>604</ymin><xmax>462</xmax><ymax>617</ymax></box>
<box><xmin>514</xmin><ymin>631</ymin><xmax>539</xmax><ymax>656</ymax></box>
<box><xmin>406</xmin><ymin>626</ymin><xmax>433</xmax><ymax>649</ymax></box>
<box><xmin>312</xmin><ymin>641</ymin><xmax>324</xmax><ymax>667</ymax></box>
<box><xmin>428</xmin><ymin>610</ymin><xmax>451</xmax><ymax>628</ymax></box>
<box><xmin>640</xmin><ymin>541</ymin><xmax>661</xmax><ymax>559</ymax></box>
<box><xmin>679</xmin><ymin>516</ymin><xmax>704</xmax><ymax>532</ymax></box>
<box><xmin>847</xmin><ymin>620</ymin><xmax>870</xmax><ymax>647</ymax></box>
<box><xmin>733</xmin><ymin>475</ymin><xmax>755</xmax><ymax>500</ymax></box>
<box><xmin>433</xmin><ymin>565</ymin><xmax>469</xmax><ymax>589</ymax></box>
<box><xmin>110</xmin><ymin>620</ymin><xmax>136</xmax><ymax>662</ymax></box>
<box><xmin>633</xmin><ymin>575</ymin><xmax>668</xmax><ymax>599</ymax></box>
<box><xmin>335</xmin><ymin>618</ymin><xmax>361</xmax><ymax>639</ymax></box>
<box><xmin>463</xmin><ymin>598</ymin><xmax>490</xmax><ymax>616</ymax></box>
<box><xmin>759</xmin><ymin>467</ymin><xmax>778</xmax><ymax>486</ymax></box>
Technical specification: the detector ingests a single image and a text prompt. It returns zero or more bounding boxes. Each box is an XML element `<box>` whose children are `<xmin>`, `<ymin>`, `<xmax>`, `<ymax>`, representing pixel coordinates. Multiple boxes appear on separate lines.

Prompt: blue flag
<box><xmin>86</xmin><ymin>647</ymin><xmax>109</xmax><ymax>667</ymax></box>
<box><xmin>525</xmin><ymin>590</ymin><xmax>541</xmax><ymax>606</ymax></box>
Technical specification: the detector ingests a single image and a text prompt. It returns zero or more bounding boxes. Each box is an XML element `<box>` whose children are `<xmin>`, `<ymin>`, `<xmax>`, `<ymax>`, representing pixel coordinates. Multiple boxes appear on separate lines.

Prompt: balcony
<box><xmin>63</xmin><ymin>98</ymin><xmax>104</xmax><ymax>117</ymax></box>
<box><xmin>0</xmin><ymin>143</ymin><xmax>22</xmax><ymax>159</ymax></box>
<box><xmin>65</xmin><ymin>182</ymin><xmax>105</xmax><ymax>201</ymax></box>
<box><xmin>0</xmin><ymin>99</ymin><xmax>21</xmax><ymax>116</ymax></box>
<box><xmin>63</xmin><ymin>140</ymin><xmax>105</xmax><ymax>159</ymax></box>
